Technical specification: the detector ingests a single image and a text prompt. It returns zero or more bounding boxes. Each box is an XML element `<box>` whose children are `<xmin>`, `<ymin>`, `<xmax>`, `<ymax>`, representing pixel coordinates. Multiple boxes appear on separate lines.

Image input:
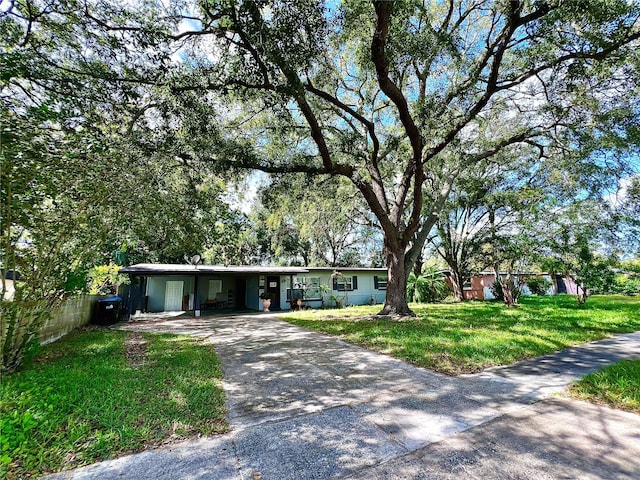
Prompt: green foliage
<box><xmin>406</xmin><ymin>273</ymin><xmax>417</xmax><ymax>302</ymax></box>
<box><xmin>621</xmin><ymin>257</ymin><xmax>640</xmax><ymax>274</ymax></box>
<box><xmin>329</xmin><ymin>295</ymin><xmax>344</xmax><ymax>309</ymax></box>
<box><xmin>584</xmin><ymin>260</ymin><xmax>619</xmax><ymax>295</ymax></box>
<box><xmin>526</xmin><ymin>277</ymin><xmax>552</xmax><ymax>296</ymax></box>
<box><xmin>430</xmin><ymin>158</ymin><xmax>548</xmax><ymax>303</ymax></box>
<box><xmin>254</xmin><ymin>174</ymin><xmax>381</xmax><ymax>266</ymax></box>
<box><xmin>1</xmin><ymin>99</ymin><xmax>109</xmax><ymax>302</ymax></box>
<box><xmin>283</xmin><ymin>295</ymin><xmax>640</xmax><ymax>375</ymax></box>
<box><xmin>481</xmin><ymin>227</ymin><xmax>537</xmax><ymax>306</ymax></box>
<box><xmin>569</xmin><ymin>359</ymin><xmax>640</xmax><ymax>414</ymax></box>
<box><xmin>499</xmin><ymin>275</ymin><xmax>523</xmax><ymax>306</ymax></box>
<box><xmin>489</xmin><ymin>280</ymin><xmax>504</xmax><ymax>302</ymax></box>
<box><xmin>611</xmin><ymin>275</ymin><xmax>640</xmax><ymax>296</ymax></box>
<box><xmin>0</xmin><ymin>300</ymin><xmax>48</xmax><ymax>375</ymax></box>
<box><xmin>407</xmin><ymin>270</ymin><xmax>449</xmax><ymax>303</ymax></box>
<box><xmin>537</xmin><ymin>201</ymin><xmax>621</xmax><ymax>304</ymax></box>
<box><xmin>0</xmin><ymin>330</ymin><xmax>227</xmax><ymax>478</ymax></box>
<box><xmin>3</xmin><ymin>0</ymin><xmax>640</xmax><ymax>317</ymax></box>
<box><xmin>86</xmin><ymin>263</ymin><xmax>130</xmax><ymax>295</ymax></box>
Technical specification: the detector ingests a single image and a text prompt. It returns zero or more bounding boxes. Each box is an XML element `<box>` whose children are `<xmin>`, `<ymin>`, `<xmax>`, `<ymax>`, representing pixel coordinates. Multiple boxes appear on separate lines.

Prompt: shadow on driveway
<box><xmin>51</xmin><ymin>313</ymin><xmax>640</xmax><ymax>480</ymax></box>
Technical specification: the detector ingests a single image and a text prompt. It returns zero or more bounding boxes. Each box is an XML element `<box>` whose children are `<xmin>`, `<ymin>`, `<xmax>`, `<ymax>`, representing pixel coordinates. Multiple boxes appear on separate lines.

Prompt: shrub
<box><xmin>407</xmin><ymin>272</ymin><xmax>418</xmax><ymax>302</ymax></box>
<box><xmin>415</xmin><ymin>274</ymin><xmax>449</xmax><ymax>303</ymax></box>
<box><xmin>526</xmin><ymin>277</ymin><xmax>552</xmax><ymax>296</ymax></box>
<box><xmin>407</xmin><ymin>271</ymin><xmax>449</xmax><ymax>303</ymax></box>
<box><xmin>1</xmin><ymin>300</ymin><xmax>49</xmax><ymax>375</ymax></box>
<box><xmin>489</xmin><ymin>277</ymin><xmax>523</xmax><ymax>305</ymax></box>
<box><xmin>501</xmin><ymin>276</ymin><xmax>523</xmax><ymax>306</ymax></box>
<box><xmin>489</xmin><ymin>280</ymin><xmax>504</xmax><ymax>301</ymax></box>
<box><xmin>614</xmin><ymin>276</ymin><xmax>640</xmax><ymax>296</ymax></box>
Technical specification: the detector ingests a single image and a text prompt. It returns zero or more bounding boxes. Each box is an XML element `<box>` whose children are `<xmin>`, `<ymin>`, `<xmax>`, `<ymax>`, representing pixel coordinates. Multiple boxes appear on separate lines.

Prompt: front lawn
<box><xmin>568</xmin><ymin>359</ymin><xmax>640</xmax><ymax>413</ymax></box>
<box><xmin>0</xmin><ymin>329</ymin><xmax>227</xmax><ymax>479</ymax></box>
<box><xmin>282</xmin><ymin>295</ymin><xmax>640</xmax><ymax>375</ymax></box>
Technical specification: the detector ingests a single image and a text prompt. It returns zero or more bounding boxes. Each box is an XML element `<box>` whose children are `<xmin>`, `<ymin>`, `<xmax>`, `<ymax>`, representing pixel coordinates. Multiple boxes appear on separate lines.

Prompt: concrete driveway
<box><xmin>49</xmin><ymin>313</ymin><xmax>640</xmax><ymax>480</ymax></box>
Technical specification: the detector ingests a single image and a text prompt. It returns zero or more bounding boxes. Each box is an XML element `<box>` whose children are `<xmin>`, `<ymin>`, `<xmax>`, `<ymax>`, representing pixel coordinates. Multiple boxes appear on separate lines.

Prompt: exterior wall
<box><xmin>197</xmin><ymin>275</ymin><xmax>239</xmax><ymax>309</ymax></box>
<box><xmin>443</xmin><ymin>275</ymin><xmax>485</xmax><ymax>300</ymax></box>
<box><xmin>482</xmin><ymin>274</ymin><xmax>497</xmax><ymax>300</ymax></box>
<box><xmin>3</xmin><ymin>279</ymin><xmax>16</xmax><ymax>300</ymax></box>
<box><xmin>141</xmin><ymin>269</ymin><xmax>388</xmax><ymax>313</ymax></box>
<box><xmin>483</xmin><ymin>273</ymin><xmax>556</xmax><ymax>300</ymax></box>
<box><xmin>464</xmin><ymin>276</ymin><xmax>486</xmax><ymax>300</ymax></box>
<box><xmin>336</xmin><ymin>270</ymin><xmax>386</xmax><ymax>306</ymax></box>
<box><xmin>146</xmin><ymin>276</ymin><xmax>195</xmax><ymax>312</ymax></box>
<box><xmin>282</xmin><ymin>270</ymin><xmax>387</xmax><ymax>308</ymax></box>
<box><xmin>133</xmin><ymin>267</ymin><xmax>582</xmax><ymax>314</ymax></box>
<box><xmin>562</xmin><ymin>276</ymin><xmax>579</xmax><ymax>295</ymax></box>
<box><xmin>246</xmin><ymin>276</ymin><xmax>260</xmax><ymax>311</ymax></box>
<box><xmin>147</xmin><ymin>275</ymin><xmax>259</xmax><ymax>312</ymax></box>
<box><xmin>40</xmin><ymin>294</ymin><xmax>101</xmax><ymax>345</ymax></box>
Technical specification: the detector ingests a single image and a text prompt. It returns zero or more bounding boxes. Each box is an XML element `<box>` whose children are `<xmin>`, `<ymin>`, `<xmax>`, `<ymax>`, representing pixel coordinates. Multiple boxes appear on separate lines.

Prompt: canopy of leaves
<box><xmin>253</xmin><ymin>174</ymin><xmax>381</xmax><ymax>266</ymax></box>
<box><xmin>3</xmin><ymin>0</ymin><xmax>640</xmax><ymax>315</ymax></box>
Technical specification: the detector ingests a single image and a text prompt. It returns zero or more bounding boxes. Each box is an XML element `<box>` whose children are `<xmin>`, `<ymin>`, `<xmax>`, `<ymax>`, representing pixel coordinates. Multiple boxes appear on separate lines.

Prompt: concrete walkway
<box><xmin>49</xmin><ymin>313</ymin><xmax>640</xmax><ymax>480</ymax></box>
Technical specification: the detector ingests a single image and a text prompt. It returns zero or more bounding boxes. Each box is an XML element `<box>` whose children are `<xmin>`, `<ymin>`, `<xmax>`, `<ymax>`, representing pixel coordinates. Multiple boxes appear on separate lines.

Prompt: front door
<box><xmin>165</xmin><ymin>281</ymin><xmax>184</xmax><ymax>311</ymax></box>
<box><xmin>266</xmin><ymin>276</ymin><xmax>280</xmax><ymax>311</ymax></box>
<box><xmin>236</xmin><ymin>279</ymin><xmax>247</xmax><ymax>309</ymax></box>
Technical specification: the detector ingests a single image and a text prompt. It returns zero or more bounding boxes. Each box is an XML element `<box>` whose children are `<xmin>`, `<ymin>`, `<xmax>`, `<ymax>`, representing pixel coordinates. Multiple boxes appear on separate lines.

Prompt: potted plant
<box><xmin>329</xmin><ymin>294</ymin><xmax>343</xmax><ymax>309</ymax></box>
<box><xmin>259</xmin><ymin>292</ymin><xmax>272</xmax><ymax>312</ymax></box>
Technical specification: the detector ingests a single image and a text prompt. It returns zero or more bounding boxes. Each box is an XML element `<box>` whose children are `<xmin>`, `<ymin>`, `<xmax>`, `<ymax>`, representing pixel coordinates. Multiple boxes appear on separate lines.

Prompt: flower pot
<box><xmin>262</xmin><ymin>298</ymin><xmax>271</xmax><ymax>312</ymax></box>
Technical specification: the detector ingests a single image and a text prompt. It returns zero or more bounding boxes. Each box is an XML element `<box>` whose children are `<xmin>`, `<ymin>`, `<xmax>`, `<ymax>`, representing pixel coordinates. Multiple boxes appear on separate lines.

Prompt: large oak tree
<box><xmin>4</xmin><ymin>0</ymin><xmax>639</xmax><ymax>315</ymax></box>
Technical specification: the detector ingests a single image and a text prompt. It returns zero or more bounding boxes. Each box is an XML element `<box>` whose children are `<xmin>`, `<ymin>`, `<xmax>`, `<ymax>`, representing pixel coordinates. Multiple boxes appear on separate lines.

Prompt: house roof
<box><xmin>439</xmin><ymin>269</ymin><xmax>552</xmax><ymax>276</ymax></box>
<box><xmin>305</xmin><ymin>267</ymin><xmax>387</xmax><ymax>273</ymax></box>
<box><xmin>119</xmin><ymin>264</ymin><xmax>387</xmax><ymax>275</ymax></box>
<box><xmin>4</xmin><ymin>271</ymin><xmax>22</xmax><ymax>280</ymax></box>
<box><xmin>119</xmin><ymin>264</ymin><xmax>310</xmax><ymax>275</ymax></box>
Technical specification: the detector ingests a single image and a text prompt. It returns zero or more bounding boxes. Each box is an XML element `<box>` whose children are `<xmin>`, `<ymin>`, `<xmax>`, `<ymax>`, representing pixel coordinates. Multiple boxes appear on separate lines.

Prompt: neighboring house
<box><xmin>2</xmin><ymin>271</ymin><xmax>22</xmax><ymax>300</ymax></box>
<box><xmin>119</xmin><ymin>264</ymin><xmax>389</xmax><ymax>316</ymax></box>
<box><xmin>443</xmin><ymin>271</ymin><xmax>562</xmax><ymax>300</ymax></box>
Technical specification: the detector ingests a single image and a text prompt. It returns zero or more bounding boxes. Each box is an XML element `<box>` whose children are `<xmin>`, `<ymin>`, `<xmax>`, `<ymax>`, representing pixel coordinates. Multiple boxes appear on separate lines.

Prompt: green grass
<box><xmin>0</xmin><ymin>328</ymin><xmax>227</xmax><ymax>479</ymax></box>
<box><xmin>568</xmin><ymin>359</ymin><xmax>640</xmax><ymax>413</ymax></box>
<box><xmin>282</xmin><ymin>295</ymin><xmax>640</xmax><ymax>375</ymax></box>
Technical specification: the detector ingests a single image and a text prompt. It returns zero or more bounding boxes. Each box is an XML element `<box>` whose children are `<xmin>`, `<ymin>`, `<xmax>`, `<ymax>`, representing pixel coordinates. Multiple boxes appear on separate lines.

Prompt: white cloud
<box><xmin>605</xmin><ymin>175</ymin><xmax>635</xmax><ymax>207</ymax></box>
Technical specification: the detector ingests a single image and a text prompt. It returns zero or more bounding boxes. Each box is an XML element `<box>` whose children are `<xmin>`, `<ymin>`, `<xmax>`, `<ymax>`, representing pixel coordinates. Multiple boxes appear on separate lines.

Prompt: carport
<box><xmin>119</xmin><ymin>264</ymin><xmax>309</xmax><ymax>317</ymax></box>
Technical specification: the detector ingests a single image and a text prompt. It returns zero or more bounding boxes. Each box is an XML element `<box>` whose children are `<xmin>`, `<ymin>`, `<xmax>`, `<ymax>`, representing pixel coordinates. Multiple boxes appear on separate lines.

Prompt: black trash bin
<box><xmin>92</xmin><ymin>296</ymin><xmax>122</xmax><ymax>325</ymax></box>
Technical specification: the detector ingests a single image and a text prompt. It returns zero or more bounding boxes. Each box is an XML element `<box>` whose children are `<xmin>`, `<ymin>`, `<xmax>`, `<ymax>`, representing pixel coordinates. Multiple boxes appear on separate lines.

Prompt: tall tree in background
<box><xmin>430</xmin><ymin>152</ymin><xmax>547</xmax><ymax>302</ymax></box>
<box><xmin>537</xmin><ymin>199</ymin><xmax>620</xmax><ymax>304</ymax></box>
<box><xmin>3</xmin><ymin>0</ymin><xmax>640</xmax><ymax>315</ymax></box>
<box><xmin>255</xmin><ymin>175</ymin><xmax>381</xmax><ymax>266</ymax></box>
<box><xmin>618</xmin><ymin>175</ymin><xmax>640</xmax><ymax>255</ymax></box>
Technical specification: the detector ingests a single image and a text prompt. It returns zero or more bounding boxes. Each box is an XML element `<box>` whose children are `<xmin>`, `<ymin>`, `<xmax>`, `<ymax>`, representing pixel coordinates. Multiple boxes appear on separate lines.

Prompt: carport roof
<box><xmin>119</xmin><ymin>264</ymin><xmax>310</xmax><ymax>275</ymax></box>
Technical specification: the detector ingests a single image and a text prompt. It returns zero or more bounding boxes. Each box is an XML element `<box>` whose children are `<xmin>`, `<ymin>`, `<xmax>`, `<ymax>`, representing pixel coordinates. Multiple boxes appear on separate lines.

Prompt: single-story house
<box><xmin>442</xmin><ymin>271</ymin><xmax>578</xmax><ymax>300</ymax></box>
<box><xmin>119</xmin><ymin>264</ymin><xmax>389</xmax><ymax>316</ymax></box>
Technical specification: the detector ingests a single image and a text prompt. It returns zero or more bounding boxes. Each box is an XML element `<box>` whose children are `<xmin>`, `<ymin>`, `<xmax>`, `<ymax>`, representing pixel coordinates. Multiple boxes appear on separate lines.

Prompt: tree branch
<box><xmin>372</xmin><ymin>1</ymin><xmax>424</xmax><ymax>242</ymax></box>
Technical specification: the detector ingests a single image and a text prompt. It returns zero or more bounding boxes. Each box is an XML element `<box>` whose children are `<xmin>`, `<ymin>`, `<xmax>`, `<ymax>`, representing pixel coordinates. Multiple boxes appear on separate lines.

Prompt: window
<box><xmin>463</xmin><ymin>278</ymin><xmax>472</xmax><ymax>290</ymax></box>
<box><xmin>208</xmin><ymin>280</ymin><xmax>222</xmax><ymax>299</ymax></box>
<box><xmin>287</xmin><ymin>277</ymin><xmax>322</xmax><ymax>300</ymax></box>
<box><xmin>374</xmin><ymin>276</ymin><xmax>388</xmax><ymax>290</ymax></box>
<box><xmin>333</xmin><ymin>275</ymin><xmax>358</xmax><ymax>291</ymax></box>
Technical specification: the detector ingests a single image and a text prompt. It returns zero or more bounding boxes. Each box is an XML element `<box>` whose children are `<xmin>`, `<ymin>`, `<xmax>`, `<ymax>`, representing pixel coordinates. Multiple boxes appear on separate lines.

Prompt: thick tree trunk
<box><xmin>503</xmin><ymin>275</ymin><xmax>515</xmax><ymax>306</ymax></box>
<box><xmin>378</xmin><ymin>242</ymin><xmax>414</xmax><ymax>316</ymax></box>
<box><xmin>502</xmin><ymin>271</ymin><xmax>520</xmax><ymax>306</ymax></box>
<box><xmin>449</xmin><ymin>268</ymin><xmax>465</xmax><ymax>302</ymax></box>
